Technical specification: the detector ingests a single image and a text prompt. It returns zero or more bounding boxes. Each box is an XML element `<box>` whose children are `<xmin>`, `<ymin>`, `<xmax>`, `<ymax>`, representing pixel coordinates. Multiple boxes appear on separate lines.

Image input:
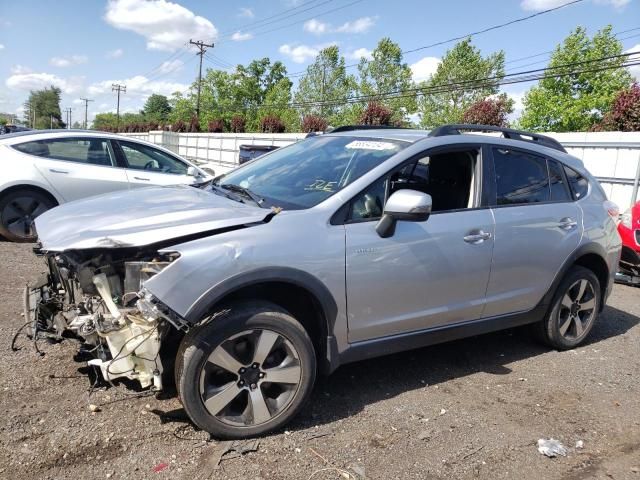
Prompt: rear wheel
<box><xmin>537</xmin><ymin>266</ymin><xmax>600</xmax><ymax>349</ymax></box>
<box><xmin>0</xmin><ymin>189</ymin><xmax>56</xmax><ymax>242</ymax></box>
<box><xmin>176</xmin><ymin>302</ymin><xmax>316</xmax><ymax>439</ymax></box>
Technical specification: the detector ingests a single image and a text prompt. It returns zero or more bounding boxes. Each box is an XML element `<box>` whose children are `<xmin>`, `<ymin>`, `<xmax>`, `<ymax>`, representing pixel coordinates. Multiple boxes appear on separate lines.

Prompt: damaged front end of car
<box><xmin>25</xmin><ymin>245</ymin><xmax>187</xmax><ymax>390</ymax></box>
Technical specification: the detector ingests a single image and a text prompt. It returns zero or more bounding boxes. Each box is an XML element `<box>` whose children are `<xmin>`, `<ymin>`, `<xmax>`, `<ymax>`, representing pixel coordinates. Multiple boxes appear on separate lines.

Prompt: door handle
<box><xmin>49</xmin><ymin>168</ymin><xmax>69</xmax><ymax>174</ymax></box>
<box><xmin>133</xmin><ymin>176</ymin><xmax>150</xmax><ymax>181</ymax></box>
<box><xmin>558</xmin><ymin>217</ymin><xmax>577</xmax><ymax>230</ymax></box>
<box><xmin>463</xmin><ymin>230</ymin><xmax>492</xmax><ymax>244</ymax></box>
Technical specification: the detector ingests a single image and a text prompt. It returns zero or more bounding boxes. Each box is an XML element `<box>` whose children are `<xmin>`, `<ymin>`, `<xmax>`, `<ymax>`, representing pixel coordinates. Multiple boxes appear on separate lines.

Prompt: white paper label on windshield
<box><xmin>345</xmin><ymin>140</ymin><xmax>396</xmax><ymax>151</ymax></box>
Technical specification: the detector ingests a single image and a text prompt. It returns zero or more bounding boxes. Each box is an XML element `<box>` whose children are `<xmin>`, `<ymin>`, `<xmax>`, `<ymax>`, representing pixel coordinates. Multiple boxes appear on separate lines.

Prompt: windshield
<box><xmin>216</xmin><ymin>136</ymin><xmax>407</xmax><ymax>209</ymax></box>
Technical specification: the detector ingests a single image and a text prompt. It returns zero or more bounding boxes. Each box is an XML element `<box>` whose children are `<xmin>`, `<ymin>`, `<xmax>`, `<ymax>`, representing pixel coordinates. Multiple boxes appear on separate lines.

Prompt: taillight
<box><xmin>603</xmin><ymin>200</ymin><xmax>619</xmax><ymax>219</ymax></box>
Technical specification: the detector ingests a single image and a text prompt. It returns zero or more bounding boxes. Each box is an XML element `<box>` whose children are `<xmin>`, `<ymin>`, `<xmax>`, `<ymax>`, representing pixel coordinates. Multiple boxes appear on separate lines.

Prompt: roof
<box><xmin>326</xmin><ymin>128</ymin><xmax>430</xmax><ymax>143</ymax></box>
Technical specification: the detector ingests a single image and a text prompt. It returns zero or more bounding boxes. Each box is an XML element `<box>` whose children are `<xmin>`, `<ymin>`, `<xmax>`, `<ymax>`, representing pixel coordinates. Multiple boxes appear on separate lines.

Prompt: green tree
<box><xmin>92</xmin><ymin>112</ymin><xmax>119</xmax><ymax>131</ymax></box>
<box><xmin>294</xmin><ymin>45</ymin><xmax>357</xmax><ymax>127</ymax></box>
<box><xmin>23</xmin><ymin>86</ymin><xmax>64</xmax><ymax>129</ymax></box>
<box><xmin>258</xmin><ymin>78</ymin><xmax>298</xmax><ymax>132</ymax></box>
<box><xmin>418</xmin><ymin>38</ymin><xmax>505</xmax><ymax>128</ymax></box>
<box><xmin>519</xmin><ymin>26</ymin><xmax>633</xmax><ymax>132</ymax></box>
<box><xmin>142</xmin><ymin>94</ymin><xmax>171</xmax><ymax>123</ymax></box>
<box><xmin>168</xmin><ymin>91</ymin><xmax>195</xmax><ymax>124</ymax></box>
<box><xmin>357</xmin><ymin>38</ymin><xmax>416</xmax><ymax>124</ymax></box>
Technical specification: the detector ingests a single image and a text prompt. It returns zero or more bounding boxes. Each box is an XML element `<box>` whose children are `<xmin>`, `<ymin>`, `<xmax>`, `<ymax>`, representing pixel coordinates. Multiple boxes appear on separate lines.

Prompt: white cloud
<box><xmin>5</xmin><ymin>72</ymin><xmax>84</xmax><ymax>94</ymax></box>
<box><xmin>279</xmin><ymin>42</ymin><xmax>337</xmax><ymax>63</ymax></box>
<box><xmin>88</xmin><ymin>75</ymin><xmax>188</xmax><ymax>97</ymax></box>
<box><xmin>104</xmin><ymin>0</ymin><xmax>217</xmax><ymax>52</ymax></box>
<box><xmin>49</xmin><ymin>55</ymin><xmax>88</xmax><ymax>68</ymax></box>
<box><xmin>0</xmin><ymin>44</ymin><xmax>4</xmax><ymax>51</ymax></box>
<box><xmin>521</xmin><ymin>0</ymin><xmax>629</xmax><ymax>9</ymax></box>
<box><xmin>626</xmin><ymin>43</ymin><xmax>640</xmax><ymax>80</ymax></box>
<box><xmin>231</xmin><ymin>31</ymin><xmax>253</xmax><ymax>41</ymax></box>
<box><xmin>347</xmin><ymin>47</ymin><xmax>373</xmax><ymax>60</ymax></box>
<box><xmin>410</xmin><ymin>57</ymin><xmax>441</xmax><ymax>82</ymax></box>
<box><xmin>10</xmin><ymin>65</ymin><xmax>32</xmax><ymax>75</ymax></box>
<box><xmin>303</xmin><ymin>16</ymin><xmax>375</xmax><ymax>35</ymax></box>
<box><xmin>238</xmin><ymin>7</ymin><xmax>254</xmax><ymax>18</ymax></box>
<box><xmin>335</xmin><ymin>16</ymin><xmax>375</xmax><ymax>34</ymax></box>
<box><xmin>106</xmin><ymin>48</ymin><xmax>124</xmax><ymax>59</ymax></box>
<box><xmin>304</xmin><ymin>19</ymin><xmax>329</xmax><ymax>35</ymax></box>
<box><xmin>158</xmin><ymin>58</ymin><xmax>184</xmax><ymax>74</ymax></box>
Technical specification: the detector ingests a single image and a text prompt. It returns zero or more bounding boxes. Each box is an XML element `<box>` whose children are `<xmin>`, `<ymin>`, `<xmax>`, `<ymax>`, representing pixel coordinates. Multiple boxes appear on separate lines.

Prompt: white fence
<box><xmin>123</xmin><ymin>130</ymin><xmax>640</xmax><ymax>209</ymax></box>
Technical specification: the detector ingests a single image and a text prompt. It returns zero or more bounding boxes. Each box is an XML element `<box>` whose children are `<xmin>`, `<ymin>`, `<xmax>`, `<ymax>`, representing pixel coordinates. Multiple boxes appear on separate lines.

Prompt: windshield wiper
<box><xmin>220</xmin><ymin>183</ymin><xmax>265</xmax><ymax>207</ymax></box>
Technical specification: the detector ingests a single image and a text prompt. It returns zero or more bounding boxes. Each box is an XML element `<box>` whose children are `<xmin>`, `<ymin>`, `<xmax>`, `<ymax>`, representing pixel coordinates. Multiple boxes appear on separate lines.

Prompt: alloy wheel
<box><xmin>1</xmin><ymin>195</ymin><xmax>49</xmax><ymax>239</ymax></box>
<box><xmin>557</xmin><ymin>278</ymin><xmax>597</xmax><ymax>341</ymax></box>
<box><xmin>199</xmin><ymin>329</ymin><xmax>302</xmax><ymax>427</ymax></box>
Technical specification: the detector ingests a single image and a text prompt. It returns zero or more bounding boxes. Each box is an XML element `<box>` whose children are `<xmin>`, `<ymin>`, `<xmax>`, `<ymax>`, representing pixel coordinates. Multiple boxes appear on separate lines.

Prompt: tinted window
<box><xmin>13</xmin><ymin>138</ymin><xmax>114</xmax><ymax>166</ymax></box>
<box><xmin>563</xmin><ymin>166</ymin><xmax>589</xmax><ymax>200</ymax></box>
<box><xmin>119</xmin><ymin>141</ymin><xmax>187</xmax><ymax>175</ymax></box>
<box><xmin>493</xmin><ymin>148</ymin><xmax>549</xmax><ymax>205</ymax></box>
<box><xmin>549</xmin><ymin>159</ymin><xmax>571</xmax><ymax>202</ymax></box>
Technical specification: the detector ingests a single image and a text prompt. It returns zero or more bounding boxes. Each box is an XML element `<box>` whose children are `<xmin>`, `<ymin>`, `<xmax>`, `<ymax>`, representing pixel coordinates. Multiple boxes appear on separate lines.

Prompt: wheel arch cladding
<box><xmin>183</xmin><ymin>267</ymin><xmax>339</xmax><ymax>374</ymax></box>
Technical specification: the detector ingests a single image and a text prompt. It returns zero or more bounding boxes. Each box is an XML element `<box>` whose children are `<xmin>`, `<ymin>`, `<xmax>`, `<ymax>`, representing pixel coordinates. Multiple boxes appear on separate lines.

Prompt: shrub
<box><xmin>260</xmin><ymin>114</ymin><xmax>286</xmax><ymax>133</ymax></box>
<box><xmin>359</xmin><ymin>102</ymin><xmax>393</xmax><ymax>126</ymax></box>
<box><xmin>301</xmin><ymin>115</ymin><xmax>328</xmax><ymax>133</ymax></box>
<box><xmin>231</xmin><ymin>115</ymin><xmax>246</xmax><ymax>133</ymax></box>
<box><xmin>207</xmin><ymin>119</ymin><xmax>224</xmax><ymax>133</ymax></box>
<box><xmin>461</xmin><ymin>97</ymin><xmax>511</xmax><ymax>127</ymax></box>
<box><xmin>594</xmin><ymin>83</ymin><xmax>640</xmax><ymax>132</ymax></box>
<box><xmin>172</xmin><ymin>119</ymin><xmax>187</xmax><ymax>132</ymax></box>
<box><xmin>188</xmin><ymin>115</ymin><xmax>200</xmax><ymax>133</ymax></box>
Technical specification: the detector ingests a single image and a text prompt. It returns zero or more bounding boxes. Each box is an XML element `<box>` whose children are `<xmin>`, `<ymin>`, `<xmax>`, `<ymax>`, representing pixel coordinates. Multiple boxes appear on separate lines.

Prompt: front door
<box><xmin>343</xmin><ymin>146</ymin><xmax>495</xmax><ymax>342</ymax></box>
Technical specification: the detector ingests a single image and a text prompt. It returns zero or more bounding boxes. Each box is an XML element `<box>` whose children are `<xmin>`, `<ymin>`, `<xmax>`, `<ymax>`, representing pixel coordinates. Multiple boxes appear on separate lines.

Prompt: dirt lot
<box><xmin>1</xmin><ymin>241</ymin><xmax>639</xmax><ymax>480</ymax></box>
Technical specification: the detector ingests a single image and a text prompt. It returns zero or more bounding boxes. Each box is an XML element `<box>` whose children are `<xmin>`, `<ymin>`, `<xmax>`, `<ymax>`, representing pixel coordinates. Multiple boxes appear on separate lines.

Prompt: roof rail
<box><xmin>428</xmin><ymin>124</ymin><xmax>566</xmax><ymax>153</ymax></box>
<box><xmin>328</xmin><ymin>125</ymin><xmax>407</xmax><ymax>133</ymax></box>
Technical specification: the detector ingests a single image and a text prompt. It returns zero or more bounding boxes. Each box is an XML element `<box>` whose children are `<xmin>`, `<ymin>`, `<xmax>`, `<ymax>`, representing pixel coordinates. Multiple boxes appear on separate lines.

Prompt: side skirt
<box><xmin>338</xmin><ymin>302</ymin><xmax>548</xmax><ymax>366</ymax></box>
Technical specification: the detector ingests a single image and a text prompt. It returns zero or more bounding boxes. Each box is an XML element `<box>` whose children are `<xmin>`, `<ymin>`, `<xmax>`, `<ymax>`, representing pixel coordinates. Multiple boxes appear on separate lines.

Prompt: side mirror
<box><xmin>375</xmin><ymin>189</ymin><xmax>432</xmax><ymax>238</ymax></box>
<box><xmin>187</xmin><ymin>166</ymin><xmax>202</xmax><ymax>177</ymax></box>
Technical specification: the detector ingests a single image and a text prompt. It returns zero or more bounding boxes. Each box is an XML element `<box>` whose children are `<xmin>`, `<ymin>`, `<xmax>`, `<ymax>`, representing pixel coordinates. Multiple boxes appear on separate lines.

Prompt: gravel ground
<box><xmin>1</xmin><ymin>240</ymin><xmax>639</xmax><ymax>480</ymax></box>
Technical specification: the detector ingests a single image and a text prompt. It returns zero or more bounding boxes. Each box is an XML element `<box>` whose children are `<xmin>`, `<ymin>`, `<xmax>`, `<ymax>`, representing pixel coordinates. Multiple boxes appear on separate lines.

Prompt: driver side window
<box><xmin>118</xmin><ymin>141</ymin><xmax>188</xmax><ymax>175</ymax></box>
<box><xmin>346</xmin><ymin>147</ymin><xmax>479</xmax><ymax>222</ymax></box>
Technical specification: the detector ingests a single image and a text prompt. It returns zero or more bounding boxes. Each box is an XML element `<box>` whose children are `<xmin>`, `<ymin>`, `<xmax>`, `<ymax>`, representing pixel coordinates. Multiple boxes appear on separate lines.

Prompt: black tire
<box><xmin>536</xmin><ymin>265</ymin><xmax>601</xmax><ymax>350</ymax></box>
<box><xmin>175</xmin><ymin>301</ymin><xmax>316</xmax><ymax>439</ymax></box>
<box><xmin>0</xmin><ymin>188</ymin><xmax>56</xmax><ymax>242</ymax></box>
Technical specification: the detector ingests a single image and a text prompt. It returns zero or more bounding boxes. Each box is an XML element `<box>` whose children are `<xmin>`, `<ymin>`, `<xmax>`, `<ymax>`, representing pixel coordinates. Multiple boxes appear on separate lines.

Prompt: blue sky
<box><xmin>0</xmin><ymin>0</ymin><xmax>639</xmax><ymax>125</ymax></box>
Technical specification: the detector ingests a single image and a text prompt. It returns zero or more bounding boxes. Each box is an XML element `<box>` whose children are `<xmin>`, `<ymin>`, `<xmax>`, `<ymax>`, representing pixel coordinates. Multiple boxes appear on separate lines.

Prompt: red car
<box><xmin>617</xmin><ymin>200</ymin><xmax>640</xmax><ymax>285</ymax></box>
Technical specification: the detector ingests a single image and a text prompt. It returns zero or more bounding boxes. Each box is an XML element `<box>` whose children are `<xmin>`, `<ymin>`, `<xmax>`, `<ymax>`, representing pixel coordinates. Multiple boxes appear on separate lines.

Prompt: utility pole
<box><xmin>189</xmin><ymin>39</ymin><xmax>214</xmax><ymax>122</ymax></box>
<box><xmin>64</xmin><ymin>108</ymin><xmax>73</xmax><ymax>129</ymax></box>
<box><xmin>112</xmin><ymin>84</ymin><xmax>126</xmax><ymax>132</ymax></box>
<box><xmin>80</xmin><ymin>97</ymin><xmax>94</xmax><ymax>129</ymax></box>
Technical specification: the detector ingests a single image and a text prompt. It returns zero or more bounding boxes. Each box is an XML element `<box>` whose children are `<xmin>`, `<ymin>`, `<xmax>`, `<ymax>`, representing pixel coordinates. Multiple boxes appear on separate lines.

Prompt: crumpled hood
<box><xmin>35</xmin><ymin>185</ymin><xmax>269</xmax><ymax>251</ymax></box>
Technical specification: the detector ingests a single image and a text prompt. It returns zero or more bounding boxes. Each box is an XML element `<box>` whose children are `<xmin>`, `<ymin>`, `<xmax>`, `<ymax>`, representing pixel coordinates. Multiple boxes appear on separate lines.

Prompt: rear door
<box><xmin>12</xmin><ymin>137</ymin><xmax>129</xmax><ymax>202</ymax></box>
<box><xmin>483</xmin><ymin>146</ymin><xmax>582</xmax><ymax>317</ymax></box>
<box><xmin>113</xmin><ymin>140</ymin><xmax>196</xmax><ymax>188</ymax></box>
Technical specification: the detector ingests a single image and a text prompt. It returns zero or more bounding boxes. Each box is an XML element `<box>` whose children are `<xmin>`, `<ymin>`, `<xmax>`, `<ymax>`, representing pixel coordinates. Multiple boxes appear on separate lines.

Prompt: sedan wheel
<box><xmin>176</xmin><ymin>302</ymin><xmax>316</xmax><ymax>439</ymax></box>
<box><xmin>0</xmin><ymin>189</ymin><xmax>56</xmax><ymax>242</ymax></box>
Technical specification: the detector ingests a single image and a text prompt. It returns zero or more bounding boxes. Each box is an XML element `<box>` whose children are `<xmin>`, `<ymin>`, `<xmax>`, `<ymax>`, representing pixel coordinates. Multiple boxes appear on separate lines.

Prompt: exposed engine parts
<box><xmin>24</xmin><ymin>248</ymin><xmax>181</xmax><ymax>390</ymax></box>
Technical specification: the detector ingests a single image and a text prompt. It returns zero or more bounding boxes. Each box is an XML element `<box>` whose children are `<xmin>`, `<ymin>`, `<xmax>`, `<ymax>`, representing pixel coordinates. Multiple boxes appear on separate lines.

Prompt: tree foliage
<box><xmin>24</xmin><ymin>86</ymin><xmax>64</xmax><ymax>129</ymax></box>
<box><xmin>359</xmin><ymin>102</ymin><xmax>393</xmax><ymax>126</ymax></box>
<box><xmin>594</xmin><ymin>82</ymin><xmax>640</xmax><ymax>131</ymax></box>
<box><xmin>301</xmin><ymin>115</ymin><xmax>328</xmax><ymax>133</ymax></box>
<box><xmin>357</xmin><ymin>38</ymin><xmax>416</xmax><ymax>124</ymax></box>
<box><xmin>519</xmin><ymin>26</ymin><xmax>632</xmax><ymax>132</ymax></box>
<box><xmin>294</xmin><ymin>45</ymin><xmax>357</xmax><ymax>127</ymax></box>
<box><xmin>461</xmin><ymin>95</ymin><xmax>513</xmax><ymax>127</ymax></box>
<box><xmin>418</xmin><ymin>38</ymin><xmax>505</xmax><ymax>128</ymax></box>
<box><xmin>142</xmin><ymin>94</ymin><xmax>171</xmax><ymax>123</ymax></box>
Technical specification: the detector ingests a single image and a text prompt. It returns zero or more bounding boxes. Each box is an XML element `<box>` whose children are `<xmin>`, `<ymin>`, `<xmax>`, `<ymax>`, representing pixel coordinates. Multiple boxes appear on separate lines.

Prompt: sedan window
<box><xmin>13</xmin><ymin>138</ymin><xmax>114</xmax><ymax>166</ymax></box>
<box><xmin>118</xmin><ymin>141</ymin><xmax>188</xmax><ymax>175</ymax></box>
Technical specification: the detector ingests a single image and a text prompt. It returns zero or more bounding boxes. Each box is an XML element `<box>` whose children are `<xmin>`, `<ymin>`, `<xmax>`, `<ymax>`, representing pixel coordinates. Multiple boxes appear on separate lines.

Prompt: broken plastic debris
<box><xmin>537</xmin><ymin>438</ymin><xmax>567</xmax><ymax>457</ymax></box>
<box><xmin>575</xmin><ymin>440</ymin><xmax>584</xmax><ymax>449</ymax></box>
<box><xmin>153</xmin><ymin>462</ymin><xmax>169</xmax><ymax>473</ymax></box>
<box><xmin>439</xmin><ymin>408</ymin><xmax>447</xmax><ymax>415</ymax></box>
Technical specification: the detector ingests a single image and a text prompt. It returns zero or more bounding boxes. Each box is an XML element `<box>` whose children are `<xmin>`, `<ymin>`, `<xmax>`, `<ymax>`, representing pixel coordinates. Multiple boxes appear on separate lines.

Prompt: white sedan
<box><xmin>0</xmin><ymin>130</ymin><xmax>212</xmax><ymax>242</ymax></box>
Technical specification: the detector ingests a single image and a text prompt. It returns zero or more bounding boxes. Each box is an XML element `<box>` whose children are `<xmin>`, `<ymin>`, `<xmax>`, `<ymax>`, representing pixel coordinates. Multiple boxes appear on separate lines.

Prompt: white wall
<box><xmin>123</xmin><ymin>130</ymin><xmax>640</xmax><ymax>208</ymax></box>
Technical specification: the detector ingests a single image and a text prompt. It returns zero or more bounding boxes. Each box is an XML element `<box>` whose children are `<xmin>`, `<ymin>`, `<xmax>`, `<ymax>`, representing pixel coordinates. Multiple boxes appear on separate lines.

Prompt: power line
<box><xmin>287</xmin><ymin>0</ymin><xmax>585</xmax><ymax>78</ymax></box>
<box><xmin>111</xmin><ymin>84</ymin><xmax>126</xmax><ymax>132</ymax></box>
<box><xmin>189</xmin><ymin>39</ymin><xmax>215</xmax><ymax>121</ymax></box>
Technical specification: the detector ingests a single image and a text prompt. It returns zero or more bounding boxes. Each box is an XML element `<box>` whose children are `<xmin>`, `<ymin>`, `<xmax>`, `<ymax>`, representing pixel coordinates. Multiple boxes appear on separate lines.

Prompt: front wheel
<box><xmin>537</xmin><ymin>265</ymin><xmax>601</xmax><ymax>350</ymax></box>
<box><xmin>0</xmin><ymin>189</ymin><xmax>56</xmax><ymax>242</ymax></box>
<box><xmin>176</xmin><ymin>302</ymin><xmax>316</xmax><ymax>439</ymax></box>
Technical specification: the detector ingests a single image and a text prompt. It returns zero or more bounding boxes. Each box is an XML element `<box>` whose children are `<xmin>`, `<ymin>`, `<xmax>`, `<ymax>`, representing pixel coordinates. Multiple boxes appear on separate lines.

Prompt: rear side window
<box><xmin>13</xmin><ymin>138</ymin><xmax>114</xmax><ymax>166</ymax></box>
<box><xmin>563</xmin><ymin>166</ymin><xmax>589</xmax><ymax>200</ymax></box>
<box><xmin>493</xmin><ymin>148</ymin><xmax>549</xmax><ymax>205</ymax></box>
<box><xmin>548</xmin><ymin>159</ymin><xmax>571</xmax><ymax>202</ymax></box>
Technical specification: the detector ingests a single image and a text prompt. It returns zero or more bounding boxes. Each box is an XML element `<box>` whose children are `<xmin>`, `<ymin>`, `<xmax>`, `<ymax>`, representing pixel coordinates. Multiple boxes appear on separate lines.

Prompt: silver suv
<box><xmin>26</xmin><ymin>125</ymin><xmax>621</xmax><ymax>439</ymax></box>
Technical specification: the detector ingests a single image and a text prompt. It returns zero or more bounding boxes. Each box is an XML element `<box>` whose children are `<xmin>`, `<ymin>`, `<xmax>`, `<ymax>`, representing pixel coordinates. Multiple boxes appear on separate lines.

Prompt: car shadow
<box><xmin>147</xmin><ymin>304</ymin><xmax>639</xmax><ymax>436</ymax></box>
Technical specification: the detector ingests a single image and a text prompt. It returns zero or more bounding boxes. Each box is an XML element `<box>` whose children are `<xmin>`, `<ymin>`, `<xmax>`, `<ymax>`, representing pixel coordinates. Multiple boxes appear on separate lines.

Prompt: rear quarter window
<box><xmin>563</xmin><ymin>165</ymin><xmax>589</xmax><ymax>200</ymax></box>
